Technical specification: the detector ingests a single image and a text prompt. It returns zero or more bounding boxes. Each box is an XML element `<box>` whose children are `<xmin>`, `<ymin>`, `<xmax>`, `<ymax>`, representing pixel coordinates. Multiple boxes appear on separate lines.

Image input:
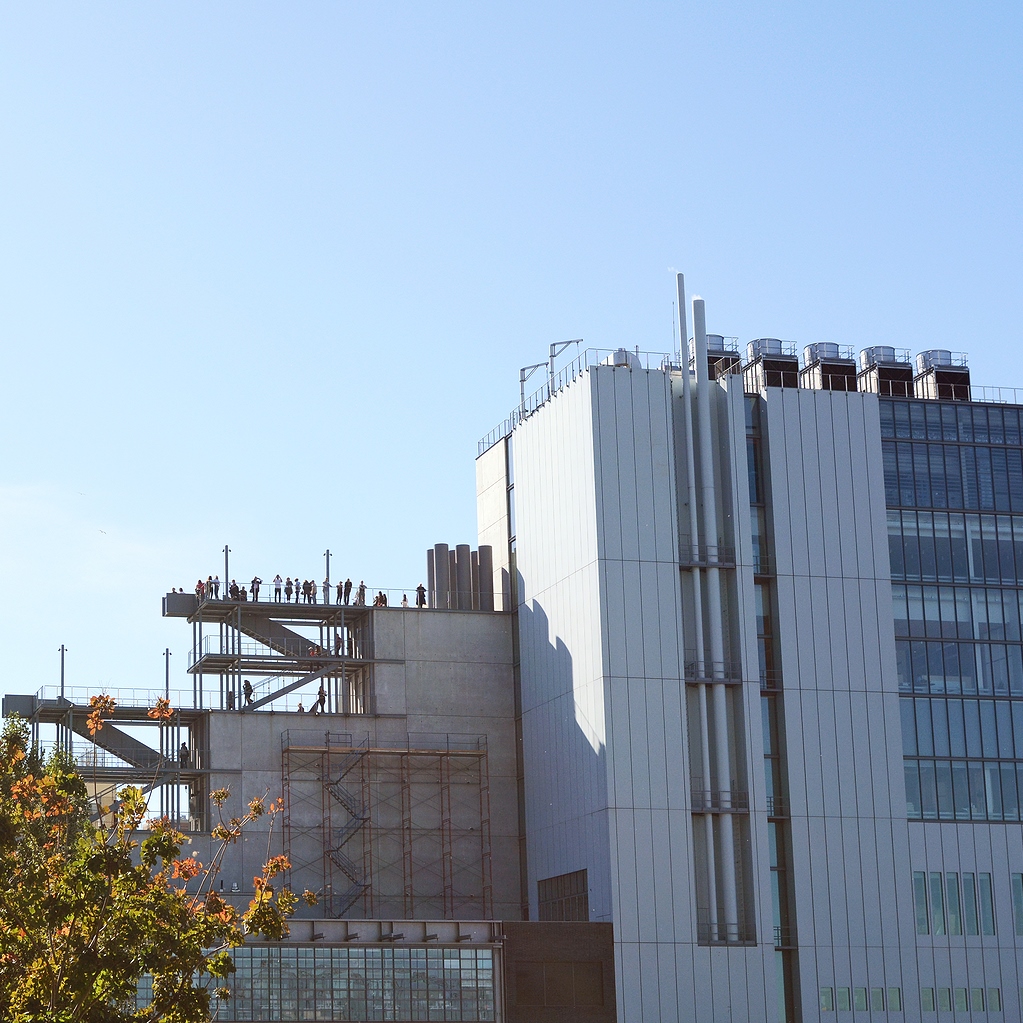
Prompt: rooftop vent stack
<box><xmin>914</xmin><ymin>350</ymin><xmax>971</xmax><ymax>401</ymax></box>
<box><xmin>426</xmin><ymin>548</ymin><xmax>436</xmax><ymax>608</ymax></box>
<box><xmin>455</xmin><ymin>544</ymin><xmax>472</xmax><ymax>610</ymax></box>
<box><xmin>477</xmin><ymin>546</ymin><xmax>495</xmax><ymax>612</ymax></box>
<box><xmin>433</xmin><ymin>544</ymin><xmax>450</xmax><ymax>609</ymax></box>
<box><xmin>694</xmin><ymin>333</ymin><xmax>742</xmax><ymax>380</ymax></box>
<box><xmin>856</xmin><ymin>346</ymin><xmax>914</xmax><ymax>397</ymax></box>
<box><xmin>799</xmin><ymin>343</ymin><xmax>858</xmax><ymax>392</ymax></box>
<box><xmin>742</xmin><ymin>338</ymin><xmax>799</xmax><ymax>394</ymax></box>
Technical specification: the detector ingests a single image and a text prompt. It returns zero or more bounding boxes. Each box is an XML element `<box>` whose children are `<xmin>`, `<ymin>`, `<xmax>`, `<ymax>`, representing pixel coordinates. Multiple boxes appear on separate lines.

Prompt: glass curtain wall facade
<box><xmin>881</xmin><ymin>398</ymin><xmax>1023</xmax><ymax>824</ymax></box>
<box><xmin>138</xmin><ymin>945</ymin><xmax>497</xmax><ymax>1022</ymax></box>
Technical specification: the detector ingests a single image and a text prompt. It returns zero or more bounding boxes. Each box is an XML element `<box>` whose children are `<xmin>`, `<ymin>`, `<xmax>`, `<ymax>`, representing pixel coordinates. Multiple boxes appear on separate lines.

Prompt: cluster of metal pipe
<box><xmin>426</xmin><ymin>544</ymin><xmax>495</xmax><ymax>611</ymax></box>
<box><xmin>678</xmin><ymin>274</ymin><xmax>745</xmax><ymax>944</ymax></box>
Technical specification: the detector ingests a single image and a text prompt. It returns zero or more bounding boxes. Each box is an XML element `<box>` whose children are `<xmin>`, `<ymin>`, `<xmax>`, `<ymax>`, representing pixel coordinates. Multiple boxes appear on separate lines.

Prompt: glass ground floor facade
<box><xmin>139</xmin><ymin>945</ymin><xmax>496</xmax><ymax>1022</ymax></box>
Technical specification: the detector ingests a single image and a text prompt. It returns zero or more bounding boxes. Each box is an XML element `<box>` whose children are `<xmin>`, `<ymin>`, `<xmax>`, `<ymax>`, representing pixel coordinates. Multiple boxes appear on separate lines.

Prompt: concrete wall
<box><xmin>199</xmin><ymin>606</ymin><xmax>521</xmax><ymax>920</ymax></box>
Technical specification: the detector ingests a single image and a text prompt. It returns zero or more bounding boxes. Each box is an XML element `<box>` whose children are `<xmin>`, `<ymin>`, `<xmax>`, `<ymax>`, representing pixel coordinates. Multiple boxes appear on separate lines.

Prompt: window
<box><xmin>913</xmin><ymin>872</ymin><xmax>929</xmax><ymax>934</ymax></box>
<box><xmin>929</xmin><ymin>872</ymin><xmax>946</xmax><ymax>934</ymax></box>
<box><xmin>954</xmin><ymin>988</ymin><xmax>969</xmax><ymax>1012</ymax></box>
<box><xmin>836</xmin><ymin>987</ymin><xmax>851</xmax><ymax>1011</ymax></box>
<box><xmin>887</xmin><ymin>987</ymin><xmax>902</xmax><ymax>1011</ymax></box>
<box><xmin>853</xmin><ymin>988</ymin><xmax>867</xmax><ymax>1011</ymax></box>
<box><xmin>820</xmin><ymin>987</ymin><xmax>834</xmax><ymax>1011</ymax></box>
<box><xmin>971</xmin><ymin>988</ymin><xmax>986</xmax><ymax>1011</ymax></box>
<box><xmin>871</xmin><ymin>987</ymin><xmax>885</xmax><ymax>1011</ymax></box>
<box><xmin>937</xmin><ymin>988</ymin><xmax>952</xmax><ymax>1012</ymax></box>
<box><xmin>979</xmin><ymin>872</ymin><xmax>996</xmax><ymax>934</ymax></box>
<box><xmin>946</xmin><ymin>873</ymin><xmax>962</xmax><ymax>935</ymax></box>
<box><xmin>963</xmin><ymin>872</ymin><xmax>980</xmax><ymax>935</ymax></box>
<box><xmin>921</xmin><ymin>987</ymin><xmax>935</xmax><ymax>1012</ymax></box>
<box><xmin>538</xmin><ymin>869</ymin><xmax>589</xmax><ymax>922</ymax></box>
<box><xmin>913</xmin><ymin>870</ymin><xmax>997</xmax><ymax>937</ymax></box>
<box><xmin>1012</xmin><ymin>873</ymin><xmax>1023</xmax><ymax>935</ymax></box>
<box><xmin>988</xmin><ymin>988</ymin><xmax>1002</xmax><ymax>1012</ymax></box>
<box><xmin>200</xmin><ymin>945</ymin><xmax>497</xmax><ymax>1022</ymax></box>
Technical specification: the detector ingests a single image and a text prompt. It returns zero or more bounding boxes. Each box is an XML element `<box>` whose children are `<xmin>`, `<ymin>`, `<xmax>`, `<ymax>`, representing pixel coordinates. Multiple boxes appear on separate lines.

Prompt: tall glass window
<box><xmin>884</xmin><ymin>399</ymin><xmax>1023</xmax><ymax>822</ymax></box>
<box><xmin>149</xmin><ymin>945</ymin><xmax>498</xmax><ymax>1022</ymax></box>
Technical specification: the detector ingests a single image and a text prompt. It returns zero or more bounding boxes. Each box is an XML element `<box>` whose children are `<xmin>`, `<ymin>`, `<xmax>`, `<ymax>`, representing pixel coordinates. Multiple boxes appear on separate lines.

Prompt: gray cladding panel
<box><xmin>764</xmin><ymin>388</ymin><xmax>916</xmax><ymax>1006</ymax></box>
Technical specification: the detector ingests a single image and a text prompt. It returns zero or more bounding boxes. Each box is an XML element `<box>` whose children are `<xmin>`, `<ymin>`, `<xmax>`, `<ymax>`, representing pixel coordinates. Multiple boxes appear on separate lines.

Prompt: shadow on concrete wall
<box><xmin>515</xmin><ymin>596</ymin><xmax>611</xmax><ymax>924</ymax></box>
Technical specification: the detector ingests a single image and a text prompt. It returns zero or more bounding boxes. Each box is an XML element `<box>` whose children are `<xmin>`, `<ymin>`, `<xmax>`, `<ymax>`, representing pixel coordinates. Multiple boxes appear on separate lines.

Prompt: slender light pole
<box><xmin>223</xmin><ymin>545</ymin><xmax>230</xmax><ymax>590</ymax></box>
<box><xmin>164</xmin><ymin>648</ymin><xmax>171</xmax><ymax>700</ymax></box>
<box><xmin>324</xmin><ymin>549</ymin><xmax>331</xmax><ymax>593</ymax></box>
<box><xmin>59</xmin><ymin>644</ymin><xmax>66</xmax><ymax>699</ymax></box>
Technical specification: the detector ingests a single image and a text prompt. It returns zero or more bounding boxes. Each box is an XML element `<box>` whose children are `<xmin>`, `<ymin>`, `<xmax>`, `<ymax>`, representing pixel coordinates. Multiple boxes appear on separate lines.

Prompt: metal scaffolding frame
<box><xmin>164</xmin><ymin>593</ymin><xmax>382</xmax><ymax>713</ymax></box>
<box><xmin>281</xmin><ymin>730</ymin><xmax>492</xmax><ymax>922</ymax></box>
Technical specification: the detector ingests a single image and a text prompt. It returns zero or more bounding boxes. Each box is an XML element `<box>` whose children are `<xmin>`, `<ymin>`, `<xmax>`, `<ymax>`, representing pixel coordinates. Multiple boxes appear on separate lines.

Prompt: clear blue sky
<box><xmin>0</xmin><ymin>2</ymin><xmax>1019</xmax><ymax>699</ymax></box>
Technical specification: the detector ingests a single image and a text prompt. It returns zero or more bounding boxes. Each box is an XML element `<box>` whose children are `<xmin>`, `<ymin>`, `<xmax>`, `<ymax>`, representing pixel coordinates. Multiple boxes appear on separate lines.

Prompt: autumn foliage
<box><xmin>0</xmin><ymin>707</ymin><xmax>313</xmax><ymax>1022</ymax></box>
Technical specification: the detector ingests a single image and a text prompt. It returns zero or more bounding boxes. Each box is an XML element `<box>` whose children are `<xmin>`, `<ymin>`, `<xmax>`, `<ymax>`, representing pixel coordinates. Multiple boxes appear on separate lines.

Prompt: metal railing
<box><xmin>194</xmin><ymin>586</ymin><xmax>428</xmax><ymax>609</ymax></box>
<box><xmin>280</xmin><ymin>728</ymin><xmax>360</xmax><ymax>752</ymax></box>
<box><xmin>478</xmin><ymin>347</ymin><xmax>675</xmax><ymax>455</ymax></box>
<box><xmin>689</xmin><ymin>788</ymin><xmax>750</xmax><ymax>812</ymax></box>
<box><xmin>683</xmin><ymin>655</ymin><xmax>744</xmax><ymax>683</ymax></box>
<box><xmin>34</xmin><ymin>685</ymin><xmax>198</xmax><ymax>710</ymax></box>
<box><xmin>479</xmin><ymin>347</ymin><xmax>1023</xmax><ymax>457</ymax></box>
<box><xmin>967</xmin><ymin>384</ymin><xmax>1023</xmax><ymax>405</ymax></box>
<box><xmin>279</xmin><ymin>730</ymin><xmax>486</xmax><ymax>753</ymax></box>
<box><xmin>696</xmin><ymin>920</ymin><xmax>755</xmax><ymax>945</ymax></box>
<box><xmin>679</xmin><ymin>539</ymin><xmax>736</xmax><ymax>567</ymax></box>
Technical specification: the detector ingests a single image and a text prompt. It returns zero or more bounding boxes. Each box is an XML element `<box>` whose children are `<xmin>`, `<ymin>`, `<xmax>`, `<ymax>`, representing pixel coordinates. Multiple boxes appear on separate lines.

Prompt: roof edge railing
<box><xmin>478</xmin><ymin>347</ymin><xmax>675</xmax><ymax>456</ymax></box>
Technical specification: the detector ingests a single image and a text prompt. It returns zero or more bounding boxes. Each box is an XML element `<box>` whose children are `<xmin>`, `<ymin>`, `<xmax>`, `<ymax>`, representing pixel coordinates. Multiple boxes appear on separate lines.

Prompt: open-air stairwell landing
<box><xmin>163</xmin><ymin>590</ymin><xmax>378</xmax><ymax>713</ymax></box>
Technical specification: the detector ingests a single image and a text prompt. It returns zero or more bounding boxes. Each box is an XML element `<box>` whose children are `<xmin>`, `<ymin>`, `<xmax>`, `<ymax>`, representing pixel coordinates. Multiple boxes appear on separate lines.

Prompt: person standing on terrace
<box><xmin>273</xmin><ymin>575</ymin><xmax>283</xmax><ymax>601</ymax></box>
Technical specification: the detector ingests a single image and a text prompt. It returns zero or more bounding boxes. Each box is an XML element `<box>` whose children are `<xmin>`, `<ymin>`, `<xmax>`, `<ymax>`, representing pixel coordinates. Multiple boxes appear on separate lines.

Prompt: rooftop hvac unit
<box><xmin>914</xmin><ymin>350</ymin><xmax>970</xmax><ymax>401</ymax></box>
<box><xmin>857</xmin><ymin>347</ymin><xmax>913</xmax><ymax>397</ymax></box>
<box><xmin>743</xmin><ymin>338</ymin><xmax>799</xmax><ymax>393</ymax></box>
<box><xmin>690</xmin><ymin>334</ymin><xmax>742</xmax><ymax>379</ymax></box>
<box><xmin>800</xmin><ymin>343</ymin><xmax>857</xmax><ymax>393</ymax></box>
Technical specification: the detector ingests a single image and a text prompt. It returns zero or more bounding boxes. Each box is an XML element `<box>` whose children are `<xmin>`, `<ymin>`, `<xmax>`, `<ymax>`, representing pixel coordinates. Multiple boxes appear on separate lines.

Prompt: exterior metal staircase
<box><xmin>325</xmin><ymin>741</ymin><xmax>370</xmax><ymax>915</ymax></box>
<box><xmin>69</xmin><ymin>716</ymin><xmax>164</xmax><ymax>772</ymax></box>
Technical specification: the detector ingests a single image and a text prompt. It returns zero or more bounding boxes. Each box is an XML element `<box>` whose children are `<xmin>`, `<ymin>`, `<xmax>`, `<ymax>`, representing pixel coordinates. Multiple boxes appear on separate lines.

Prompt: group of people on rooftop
<box><xmin>192</xmin><ymin>574</ymin><xmax>429</xmax><ymax>608</ymax></box>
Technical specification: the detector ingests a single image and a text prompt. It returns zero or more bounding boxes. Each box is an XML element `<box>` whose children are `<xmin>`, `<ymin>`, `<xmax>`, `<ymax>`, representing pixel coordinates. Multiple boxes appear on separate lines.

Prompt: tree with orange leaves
<box><xmin>0</xmin><ymin>705</ymin><xmax>315</xmax><ymax>1022</ymax></box>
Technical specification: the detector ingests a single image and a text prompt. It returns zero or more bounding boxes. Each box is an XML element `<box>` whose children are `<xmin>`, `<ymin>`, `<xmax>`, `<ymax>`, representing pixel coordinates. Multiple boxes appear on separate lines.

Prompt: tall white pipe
<box><xmin>680</xmin><ymin>277</ymin><xmax>717</xmax><ymax>933</ymax></box>
<box><xmin>693</xmin><ymin>295</ymin><xmax>739</xmax><ymax>940</ymax></box>
<box><xmin>692</xmin><ymin>297</ymin><xmax>718</xmax><ymax>555</ymax></box>
<box><xmin>678</xmin><ymin>276</ymin><xmax>705</xmax><ymax>676</ymax></box>
<box><xmin>704</xmin><ymin>814</ymin><xmax>718</xmax><ymax>939</ymax></box>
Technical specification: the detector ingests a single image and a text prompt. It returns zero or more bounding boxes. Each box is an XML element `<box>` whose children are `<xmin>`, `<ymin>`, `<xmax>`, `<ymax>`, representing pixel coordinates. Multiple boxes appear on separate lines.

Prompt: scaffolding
<box><xmin>281</xmin><ymin>730</ymin><xmax>493</xmax><ymax>922</ymax></box>
<box><xmin>163</xmin><ymin>591</ymin><xmax>377</xmax><ymax>713</ymax></box>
